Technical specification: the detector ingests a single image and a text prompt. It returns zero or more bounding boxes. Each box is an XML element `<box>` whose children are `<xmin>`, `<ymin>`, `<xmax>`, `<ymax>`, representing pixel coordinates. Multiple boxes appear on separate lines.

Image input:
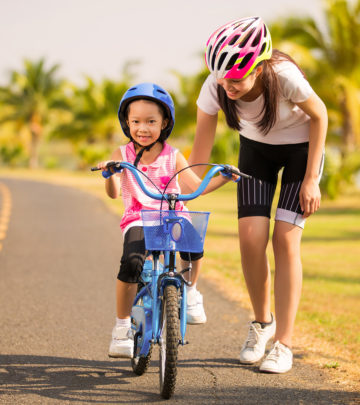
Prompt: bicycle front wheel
<box><xmin>159</xmin><ymin>284</ymin><xmax>180</xmax><ymax>399</ymax></box>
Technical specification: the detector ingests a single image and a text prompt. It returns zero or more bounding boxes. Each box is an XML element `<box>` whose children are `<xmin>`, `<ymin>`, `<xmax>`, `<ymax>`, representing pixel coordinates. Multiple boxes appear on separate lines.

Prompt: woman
<box><xmin>188</xmin><ymin>16</ymin><xmax>327</xmax><ymax>373</ymax></box>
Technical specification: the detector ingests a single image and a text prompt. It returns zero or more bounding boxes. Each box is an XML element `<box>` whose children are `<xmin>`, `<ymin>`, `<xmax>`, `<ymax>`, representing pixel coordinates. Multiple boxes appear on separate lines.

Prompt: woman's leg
<box><xmin>272</xmin><ymin>220</ymin><xmax>303</xmax><ymax>348</ymax></box>
<box><xmin>181</xmin><ymin>258</ymin><xmax>202</xmax><ymax>285</ymax></box>
<box><xmin>238</xmin><ymin>216</ymin><xmax>272</xmax><ymax>323</ymax></box>
<box><xmin>181</xmin><ymin>255</ymin><xmax>206</xmax><ymax>324</ymax></box>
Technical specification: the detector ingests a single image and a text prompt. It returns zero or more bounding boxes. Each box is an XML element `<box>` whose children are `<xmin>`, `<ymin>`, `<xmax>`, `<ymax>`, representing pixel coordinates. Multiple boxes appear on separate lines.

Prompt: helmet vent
<box><xmin>238</xmin><ymin>52</ymin><xmax>254</xmax><ymax>70</ymax></box>
<box><xmin>217</xmin><ymin>52</ymin><xmax>228</xmax><ymax>70</ymax></box>
<box><xmin>228</xmin><ymin>34</ymin><xmax>240</xmax><ymax>46</ymax></box>
<box><xmin>226</xmin><ymin>53</ymin><xmax>239</xmax><ymax>71</ymax></box>
<box><xmin>207</xmin><ymin>45</ymin><xmax>213</xmax><ymax>63</ymax></box>
<box><xmin>212</xmin><ymin>36</ymin><xmax>226</xmax><ymax>70</ymax></box>
<box><xmin>242</xmin><ymin>19</ymin><xmax>255</xmax><ymax>32</ymax></box>
<box><xmin>238</xmin><ymin>28</ymin><xmax>255</xmax><ymax>49</ymax></box>
<box><xmin>252</xmin><ymin>30</ymin><xmax>262</xmax><ymax>47</ymax></box>
<box><xmin>259</xmin><ymin>42</ymin><xmax>267</xmax><ymax>56</ymax></box>
<box><xmin>216</xmin><ymin>28</ymin><xmax>226</xmax><ymax>40</ymax></box>
<box><xmin>156</xmin><ymin>89</ymin><xmax>166</xmax><ymax>95</ymax></box>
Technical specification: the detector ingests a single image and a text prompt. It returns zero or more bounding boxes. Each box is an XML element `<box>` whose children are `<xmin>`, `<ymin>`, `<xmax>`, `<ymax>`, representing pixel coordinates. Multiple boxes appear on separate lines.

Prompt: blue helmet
<box><xmin>118</xmin><ymin>82</ymin><xmax>175</xmax><ymax>140</ymax></box>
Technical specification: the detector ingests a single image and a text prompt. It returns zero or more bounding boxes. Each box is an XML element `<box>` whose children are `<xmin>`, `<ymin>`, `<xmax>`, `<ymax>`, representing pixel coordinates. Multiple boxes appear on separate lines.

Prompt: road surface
<box><xmin>0</xmin><ymin>178</ymin><xmax>358</xmax><ymax>404</ymax></box>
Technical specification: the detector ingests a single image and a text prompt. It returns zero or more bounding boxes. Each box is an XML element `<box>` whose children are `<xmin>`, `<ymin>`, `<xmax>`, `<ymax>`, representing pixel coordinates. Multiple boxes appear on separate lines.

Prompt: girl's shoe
<box><xmin>239</xmin><ymin>316</ymin><xmax>276</xmax><ymax>364</ymax></box>
<box><xmin>259</xmin><ymin>341</ymin><xmax>293</xmax><ymax>373</ymax></box>
<box><xmin>186</xmin><ymin>289</ymin><xmax>207</xmax><ymax>324</ymax></box>
<box><xmin>108</xmin><ymin>326</ymin><xmax>134</xmax><ymax>358</ymax></box>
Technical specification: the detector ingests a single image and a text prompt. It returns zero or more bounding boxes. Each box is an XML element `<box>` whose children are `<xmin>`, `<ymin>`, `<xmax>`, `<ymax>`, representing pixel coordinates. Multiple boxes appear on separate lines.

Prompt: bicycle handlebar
<box><xmin>91</xmin><ymin>161</ymin><xmax>251</xmax><ymax>202</ymax></box>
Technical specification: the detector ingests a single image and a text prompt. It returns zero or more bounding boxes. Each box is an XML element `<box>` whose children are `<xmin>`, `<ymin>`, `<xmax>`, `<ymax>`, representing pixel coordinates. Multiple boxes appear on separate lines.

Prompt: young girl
<box><xmin>96</xmin><ymin>82</ymin><xmax>238</xmax><ymax>358</ymax></box>
<box><xmin>188</xmin><ymin>17</ymin><xmax>328</xmax><ymax>373</ymax></box>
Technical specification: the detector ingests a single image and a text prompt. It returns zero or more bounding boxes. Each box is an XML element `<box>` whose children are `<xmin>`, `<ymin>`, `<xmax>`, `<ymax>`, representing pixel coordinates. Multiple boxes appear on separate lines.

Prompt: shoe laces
<box><xmin>266</xmin><ymin>341</ymin><xmax>288</xmax><ymax>362</ymax></box>
<box><xmin>244</xmin><ymin>323</ymin><xmax>260</xmax><ymax>348</ymax></box>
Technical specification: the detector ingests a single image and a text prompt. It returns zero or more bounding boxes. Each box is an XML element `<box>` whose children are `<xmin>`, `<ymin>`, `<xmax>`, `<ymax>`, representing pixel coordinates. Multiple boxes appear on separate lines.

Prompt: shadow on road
<box><xmin>1</xmin><ymin>354</ymin><xmax>359</xmax><ymax>404</ymax></box>
<box><xmin>0</xmin><ymin>354</ymin><xmax>161</xmax><ymax>404</ymax></box>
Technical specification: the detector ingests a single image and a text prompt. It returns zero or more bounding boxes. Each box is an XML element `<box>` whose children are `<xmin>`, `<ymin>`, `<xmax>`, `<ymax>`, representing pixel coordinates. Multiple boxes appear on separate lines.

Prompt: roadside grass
<box><xmin>1</xmin><ymin>168</ymin><xmax>359</xmax><ymax>388</ymax></box>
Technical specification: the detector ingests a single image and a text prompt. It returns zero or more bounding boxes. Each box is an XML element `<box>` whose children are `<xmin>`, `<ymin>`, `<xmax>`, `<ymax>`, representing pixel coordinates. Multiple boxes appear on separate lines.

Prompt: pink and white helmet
<box><xmin>205</xmin><ymin>17</ymin><xmax>272</xmax><ymax>79</ymax></box>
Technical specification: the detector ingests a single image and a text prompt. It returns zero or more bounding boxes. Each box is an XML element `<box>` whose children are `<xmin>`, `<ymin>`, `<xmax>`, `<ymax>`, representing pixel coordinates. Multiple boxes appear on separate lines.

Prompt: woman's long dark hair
<box><xmin>217</xmin><ymin>49</ymin><xmax>306</xmax><ymax>135</ymax></box>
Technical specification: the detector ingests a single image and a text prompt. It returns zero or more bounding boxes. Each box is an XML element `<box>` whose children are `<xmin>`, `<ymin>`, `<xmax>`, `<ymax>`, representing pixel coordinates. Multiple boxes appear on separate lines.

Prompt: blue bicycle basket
<box><xmin>141</xmin><ymin>210</ymin><xmax>210</xmax><ymax>253</ymax></box>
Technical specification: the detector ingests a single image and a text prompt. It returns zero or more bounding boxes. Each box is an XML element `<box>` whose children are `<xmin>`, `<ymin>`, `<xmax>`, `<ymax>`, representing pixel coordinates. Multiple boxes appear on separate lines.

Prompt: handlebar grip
<box><xmin>102</xmin><ymin>170</ymin><xmax>113</xmax><ymax>179</ymax></box>
<box><xmin>90</xmin><ymin>161</ymin><xmax>123</xmax><ymax>178</ymax></box>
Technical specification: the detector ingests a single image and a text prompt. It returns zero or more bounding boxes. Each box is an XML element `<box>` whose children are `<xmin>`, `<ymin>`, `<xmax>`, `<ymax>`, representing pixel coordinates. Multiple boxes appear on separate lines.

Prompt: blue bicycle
<box><xmin>92</xmin><ymin>161</ymin><xmax>249</xmax><ymax>399</ymax></box>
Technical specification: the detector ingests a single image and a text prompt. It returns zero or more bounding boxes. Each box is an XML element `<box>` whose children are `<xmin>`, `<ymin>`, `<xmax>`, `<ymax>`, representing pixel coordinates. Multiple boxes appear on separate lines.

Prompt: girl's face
<box><xmin>126</xmin><ymin>100</ymin><xmax>168</xmax><ymax>147</ymax></box>
<box><xmin>216</xmin><ymin>67</ymin><xmax>263</xmax><ymax>100</ymax></box>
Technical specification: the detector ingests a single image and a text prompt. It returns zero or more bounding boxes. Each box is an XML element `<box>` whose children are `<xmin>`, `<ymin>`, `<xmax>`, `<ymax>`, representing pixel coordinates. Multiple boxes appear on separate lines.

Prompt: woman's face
<box><xmin>126</xmin><ymin>100</ymin><xmax>168</xmax><ymax>147</ymax></box>
<box><xmin>216</xmin><ymin>67</ymin><xmax>262</xmax><ymax>100</ymax></box>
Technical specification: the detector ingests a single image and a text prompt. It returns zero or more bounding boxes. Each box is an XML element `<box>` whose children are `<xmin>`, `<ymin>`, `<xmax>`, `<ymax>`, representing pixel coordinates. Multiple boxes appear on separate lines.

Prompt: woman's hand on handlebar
<box><xmin>220</xmin><ymin>164</ymin><xmax>242</xmax><ymax>183</ymax></box>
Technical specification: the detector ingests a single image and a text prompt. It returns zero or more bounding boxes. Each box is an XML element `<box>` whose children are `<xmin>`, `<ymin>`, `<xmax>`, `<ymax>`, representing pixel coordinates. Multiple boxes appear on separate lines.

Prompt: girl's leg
<box><xmin>109</xmin><ymin>227</ymin><xmax>146</xmax><ymax>358</ymax></box>
<box><xmin>272</xmin><ymin>220</ymin><xmax>303</xmax><ymax>348</ymax></box>
<box><xmin>116</xmin><ymin>226</ymin><xmax>146</xmax><ymax>319</ymax></box>
<box><xmin>116</xmin><ymin>279</ymin><xmax>138</xmax><ymax>319</ymax></box>
<box><xmin>238</xmin><ymin>216</ymin><xmax>272</xmax><ymax>323</ymax></box>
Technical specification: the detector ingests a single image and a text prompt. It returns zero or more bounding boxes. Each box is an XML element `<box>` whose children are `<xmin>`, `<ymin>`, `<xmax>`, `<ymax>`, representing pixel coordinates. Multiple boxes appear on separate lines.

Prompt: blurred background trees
<box><xmin>0</xmin><ymin>0</ymin><xmax>359</xmax><ymax>198</ymax></box>
<box><xmin>270</xmin><ymin>0</ymin><xmax>360</xmax><ymax>197</ymax></box>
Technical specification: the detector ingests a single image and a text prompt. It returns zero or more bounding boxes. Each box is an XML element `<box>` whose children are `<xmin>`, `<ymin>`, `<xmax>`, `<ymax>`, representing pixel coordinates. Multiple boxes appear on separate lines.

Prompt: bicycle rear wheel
<box><xmin>131</xmin><ymin>340</ymin><xmax>152</xmax><ymax>375</ymax></box>
<box><xmin>131</xmin><ymin>287</ymin><xmax>152</xmax><ymax>376</ymax></box>
<box><xmin>159</xmin><ymin>284</ymin><xmax>180</xmax><ymax>399</ymax></box>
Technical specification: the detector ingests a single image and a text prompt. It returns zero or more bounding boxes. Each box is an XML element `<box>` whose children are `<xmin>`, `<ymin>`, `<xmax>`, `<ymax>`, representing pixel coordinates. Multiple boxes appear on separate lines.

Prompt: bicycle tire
<box><xmin>159</xmin><ymin>284</ymin><xmax>179</xmax><ymax>399</ymax></box>
<box><xmin>131</xmin><ymin>284</ymin><xmax>152</xmax><ymax>376</ymax></box>
<box><xmin>131</xmin><ymin>341</ymin><xmax>152</xmax><ymax>376</ymax></box>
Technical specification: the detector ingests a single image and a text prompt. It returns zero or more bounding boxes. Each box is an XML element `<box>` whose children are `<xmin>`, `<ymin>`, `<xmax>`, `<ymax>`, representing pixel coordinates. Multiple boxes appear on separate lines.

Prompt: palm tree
<box><xmin>170</xmin><ymin>65</ymin><xmax>209</xmax><ymax>137</ymax></box>
<box><xmin>60</xmin><ymin>77</ymin><xmax>129</xmax><ymax>144</ymax></box>
<box><xmin>0</xmin><ymin>58</ymin><xmax>68</xmax><ymax>168</ymax></box>
<box><xmin>54</xmin><ymin>62</ymin><xmax>137</xmax><ymax>167</ymax></box>
<box><xmin>270</xmin><ymin>0</ymin><xmax>360</xmax><ymax>153</ymax></box>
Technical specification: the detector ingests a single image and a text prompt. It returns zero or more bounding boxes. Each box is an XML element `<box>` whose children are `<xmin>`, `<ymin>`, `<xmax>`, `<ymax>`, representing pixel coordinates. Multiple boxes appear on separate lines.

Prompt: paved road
<box><xmin>0</xmin><ymin>178</ymin><xmax>359</xmax><ymax>405</ymax></box>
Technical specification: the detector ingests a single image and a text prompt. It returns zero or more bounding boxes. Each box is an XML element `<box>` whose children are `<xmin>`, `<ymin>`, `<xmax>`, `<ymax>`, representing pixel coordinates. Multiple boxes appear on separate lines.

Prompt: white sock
<box><xmin>116</xmin><ymin>317</ymin><xmax>131</xmax><ymax>328</ymax></box>
<box><xmin>186</xmin><ymin>283</ymin><xmax>197</xmax><ymax>292</ymax></box>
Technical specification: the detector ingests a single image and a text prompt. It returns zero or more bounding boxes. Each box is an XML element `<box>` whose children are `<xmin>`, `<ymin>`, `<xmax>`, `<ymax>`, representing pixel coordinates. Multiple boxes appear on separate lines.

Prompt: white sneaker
<box><xmin>259</xmin><ymin>341</ymin><xmax>293</xmax><ymax>373</ymax></box>
<box><xmin>186</xmin><ymin>289</ymin><xmax>207</xmax><ymax>324</ymax></box>
<box><xmin>108</xmin><ymin>326</ymin><xmax>134</xmax><ymax>358</ymax></box>
<box><xmin>239</xmin><ymin>316</ymin><xmax>276</xmax><ymax>364</ymax></box>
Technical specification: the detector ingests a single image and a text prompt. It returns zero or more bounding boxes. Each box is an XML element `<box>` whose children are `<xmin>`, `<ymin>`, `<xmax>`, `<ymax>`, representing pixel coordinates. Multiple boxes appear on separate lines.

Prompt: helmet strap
<box><xmin>133</xmin><ymin>140</ymin><xmax>158</xmax><ymax>167</ymax></box>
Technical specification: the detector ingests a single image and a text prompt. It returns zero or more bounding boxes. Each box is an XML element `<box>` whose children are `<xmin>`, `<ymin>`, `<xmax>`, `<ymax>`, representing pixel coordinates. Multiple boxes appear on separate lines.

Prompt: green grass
<box><xmin>1</xmin><ymin>168</ymin><xmax>359</xmax><ymax>371</ymax></box>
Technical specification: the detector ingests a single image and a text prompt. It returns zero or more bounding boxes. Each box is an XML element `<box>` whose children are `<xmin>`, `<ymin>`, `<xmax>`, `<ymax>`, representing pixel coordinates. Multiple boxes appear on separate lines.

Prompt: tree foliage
<box><xmin>270</xmin><ymin>0</ymin><xmax>360</xmax><ymax>152</ymax></box>
<box><xmin>0</xmin><ymin>59</ymin><xmax>68</xmax><ymax>168</ymax></box>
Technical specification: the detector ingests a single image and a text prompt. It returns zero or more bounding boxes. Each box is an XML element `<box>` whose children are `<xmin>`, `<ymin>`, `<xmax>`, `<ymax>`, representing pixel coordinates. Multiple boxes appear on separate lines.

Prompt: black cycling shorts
<box><xmin>237</xmin><ymin>136</ymin><xmax>323</xmax><ymax>228</ymax></box>
<box><xmin>118</xmin><ymin>226</ymin><xmax>203</xmax><ymax>283</ymax></box>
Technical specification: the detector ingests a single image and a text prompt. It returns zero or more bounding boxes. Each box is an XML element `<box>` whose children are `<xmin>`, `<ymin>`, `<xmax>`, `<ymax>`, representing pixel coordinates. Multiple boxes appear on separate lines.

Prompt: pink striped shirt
<box><xmin>119</xmin><ymin>142</ymin><xmax>185</xmax><ymax>233</ymax></box>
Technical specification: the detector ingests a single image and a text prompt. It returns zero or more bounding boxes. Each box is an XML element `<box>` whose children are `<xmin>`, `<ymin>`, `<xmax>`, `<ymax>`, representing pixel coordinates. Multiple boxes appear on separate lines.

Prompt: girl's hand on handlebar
<box><xmin>96</xmin><ymin>160</ymin><xmax>123</xmax><ymax>179</ymax></box>
<box><xmin>96</xmin><ymin>160</ymin><xmax>114</xmax><ymax>171</ymax></box>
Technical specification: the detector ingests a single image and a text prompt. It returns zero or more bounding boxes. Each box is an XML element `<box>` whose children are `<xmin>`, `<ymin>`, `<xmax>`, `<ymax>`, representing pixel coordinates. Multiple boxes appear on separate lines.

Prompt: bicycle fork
<box><xmin>156</xmin><ymin>251</ymin><xmax>188</xmax><ymax>345</ymax></box>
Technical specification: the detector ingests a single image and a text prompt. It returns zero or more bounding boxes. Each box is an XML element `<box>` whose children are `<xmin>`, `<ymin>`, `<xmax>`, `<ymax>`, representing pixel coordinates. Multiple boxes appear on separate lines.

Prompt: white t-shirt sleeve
<box><xmin>196</xmin><ymin>74</ymin><xmax>221</xmax><ymax>115</ymax></box>
<box><xmin>276</xmin><ymin>61</ymin><xmax>314</xmax><ymax>103</ymax></box>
